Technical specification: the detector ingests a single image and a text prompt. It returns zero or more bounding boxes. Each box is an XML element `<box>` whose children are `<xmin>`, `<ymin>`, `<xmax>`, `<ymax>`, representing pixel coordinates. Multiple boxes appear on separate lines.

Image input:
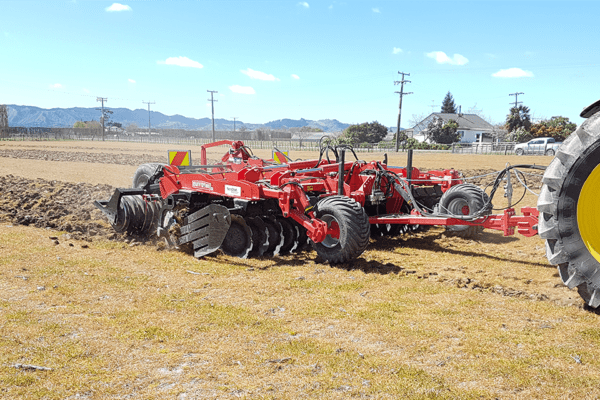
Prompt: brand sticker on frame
<box><xmin>225</xmin><ymin>185</ymin><xmax>242</xmax><ymax>197</ymax></box>
<box><xmin>192</xmin><ymin>181</ymin><xmax>213</xmax><ymax>190</ymax></box>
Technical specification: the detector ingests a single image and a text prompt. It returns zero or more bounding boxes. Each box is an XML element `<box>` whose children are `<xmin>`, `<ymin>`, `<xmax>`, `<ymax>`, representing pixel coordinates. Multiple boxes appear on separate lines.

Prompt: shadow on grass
<box><xmin>368</xmin><ymin>232</ymin><xmax>550</xmax><ymax>269</ymax></box>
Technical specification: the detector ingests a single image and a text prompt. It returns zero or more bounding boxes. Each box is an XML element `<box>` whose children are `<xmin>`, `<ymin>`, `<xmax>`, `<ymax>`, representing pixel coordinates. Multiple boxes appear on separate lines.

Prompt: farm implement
<box><xmin>95</xmin><ymin>138</ymin><xmax>539</xmax><ymax>263</ymax></box>
<box><xmin>94</xmin><ymin>99</ymin><xmax>600</xmax><ymax>308</ymax></box>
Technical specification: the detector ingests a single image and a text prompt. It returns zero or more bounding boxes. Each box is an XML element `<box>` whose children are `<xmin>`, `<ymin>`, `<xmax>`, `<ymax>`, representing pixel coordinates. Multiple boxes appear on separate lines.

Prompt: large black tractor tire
<box><xmin>132</xmin><ymin>163</ymin><xmax>167</xmax><ymax>188</ymax></box>
<box><xmin>437</xmin><ymin>183</ymin><xmax>492</xmax><ymax>238</ymax></box>
<box><xmin>311</xmin><ymin>196</ymin><xmax>370</xmax><ymax>264</ymax></box>
<box><xmin>537</xmin><ymin>109</ymin><xmax>600</xmax><ymax>308</ymax></box>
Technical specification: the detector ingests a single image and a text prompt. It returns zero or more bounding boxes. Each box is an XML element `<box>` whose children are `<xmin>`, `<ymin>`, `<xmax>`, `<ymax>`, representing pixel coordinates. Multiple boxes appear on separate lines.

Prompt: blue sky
<box><xmin>1</xmin><ymin>0</ymin><xmax>598</xmax><ymax>128</ymax></box>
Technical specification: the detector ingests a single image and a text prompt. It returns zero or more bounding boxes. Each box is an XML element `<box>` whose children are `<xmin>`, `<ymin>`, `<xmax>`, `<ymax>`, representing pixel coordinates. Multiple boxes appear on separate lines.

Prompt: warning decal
<box><xmin>168</xmin><ymin>150</ymin><xmax>192</xmax><ymax>166</ymax></box>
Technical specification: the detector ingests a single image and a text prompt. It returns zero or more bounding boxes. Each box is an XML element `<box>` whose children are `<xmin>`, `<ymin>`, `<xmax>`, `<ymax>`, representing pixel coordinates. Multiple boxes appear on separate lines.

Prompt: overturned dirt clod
<box><xmin>0</xmin><ymin>175</ymin><xmax>123</xmax><ymax>241</ymax></box>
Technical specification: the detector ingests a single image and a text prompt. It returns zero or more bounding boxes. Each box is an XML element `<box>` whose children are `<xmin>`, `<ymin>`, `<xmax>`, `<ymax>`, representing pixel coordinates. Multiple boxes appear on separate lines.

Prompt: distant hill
<box><xmin>5</xmin><ymin>105</ymin><xmax>354</xmax><ymax>133</ymax></box>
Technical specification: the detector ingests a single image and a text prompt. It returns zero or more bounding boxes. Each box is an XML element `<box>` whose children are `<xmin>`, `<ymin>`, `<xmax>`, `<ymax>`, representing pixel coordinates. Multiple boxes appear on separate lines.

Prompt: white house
<box><xmin>411</xmin><ymin>113</ymin><xmax>495</xmax><ymax>144</ymax></box>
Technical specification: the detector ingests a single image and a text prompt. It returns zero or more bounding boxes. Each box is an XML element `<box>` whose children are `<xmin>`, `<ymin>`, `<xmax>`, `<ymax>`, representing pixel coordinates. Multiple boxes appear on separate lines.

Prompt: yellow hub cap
<box><xmin>578</xmin><ymin>164</ymin><xmax>600</xmax><ymax>263</ymax></box>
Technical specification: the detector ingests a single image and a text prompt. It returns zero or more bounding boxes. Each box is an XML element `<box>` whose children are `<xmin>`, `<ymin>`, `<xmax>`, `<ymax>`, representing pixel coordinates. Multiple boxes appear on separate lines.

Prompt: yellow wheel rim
<box><xmin>578</xmin><ymin>164</ymin><xmax>600</xmax><ymax>263</ymax></box>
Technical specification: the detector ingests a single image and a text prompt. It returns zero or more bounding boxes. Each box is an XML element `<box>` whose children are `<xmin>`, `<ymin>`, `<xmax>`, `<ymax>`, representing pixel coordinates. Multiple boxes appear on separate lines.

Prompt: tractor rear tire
<box><xmin>132</xmin><ymin>163</ymin><xmax>166</xmax><ymax>188</ymax></box>
<box><xmin>311</xmin><ymin>196</ymin><xmax>370</xmax><ymax>264</ymax></box>
<box><xmin>437</xmin><ymin>183</ymin><xmax>492</xmax><ymax>238</ymax></box>
<box><xmin>538</xmin><ymin>111</ymin><xmax>600</xmax><ymax>308</ymax></box>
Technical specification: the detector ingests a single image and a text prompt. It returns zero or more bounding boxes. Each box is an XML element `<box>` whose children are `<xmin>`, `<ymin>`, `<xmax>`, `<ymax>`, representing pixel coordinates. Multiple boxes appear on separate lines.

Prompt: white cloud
<box><xmin>128</xmin><ymin>79</ymin><xmax>136</xmax><ymax>83</ymax></box>
<box><xmin>392</xmin><ymin>47</ymin><xmax>402</xmax><ymax>55</ymax></box>
<box><xmin>426</xmin><ymin>51</ymin><xmax>469</xmax><ymax>66</ymax></box>
<box><xmin>372</xmin><ymin>7</ymin><xmax>380</xmax><ymax>13</ymax></box>
<box><xmin>291</xmin><ymin>74</ymin><xmax>300</xmax><ymax>80</ymax></box>
<box><xmin>298</xmin><ymin>2</ymin><xmax>309</xmax><ymax>8</ymax></box>
<box><xmin>492</xmin><ymin>68</ymin><xmax>534</xmax><ymax>78</ymax></box>
<box><xmin>329</xmin><ymin>4</ymin><xmax>333</xmax><ymax>9</ymax></box>
<box><xmin>229</xmin><ymin>85</ymin><xmax>256</xmax><ymax>95</ymax></box>
<box><xmin>83</xmin><ymin>88</ymin><xmax>90</xmax><ymax>93</ymax></box>
<box><xmin>159</xmin><ymin>56</ymin><xmax>203</xmax><ymax>69</ymax></box>
<box><xmin>241</xmin><ymin>68</ymin><xmax>279</xmax><ymax>81</ymax></box>
<box><xmin>105</xmin><ymin>3</ymin><xmax>131</xmax><ymax>12</ymax></box>
<box><xmin>50</xmin><ymin>83</ymin><xmax>62</xmax><ymax>89</ymax></box>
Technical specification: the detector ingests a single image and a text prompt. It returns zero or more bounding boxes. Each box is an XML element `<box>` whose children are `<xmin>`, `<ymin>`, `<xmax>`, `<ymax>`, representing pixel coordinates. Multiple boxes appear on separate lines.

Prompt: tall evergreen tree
<box><xmin>441</xmin><ymin>92</ymin><xmax>457</xmax><ymax>114</ymax></box>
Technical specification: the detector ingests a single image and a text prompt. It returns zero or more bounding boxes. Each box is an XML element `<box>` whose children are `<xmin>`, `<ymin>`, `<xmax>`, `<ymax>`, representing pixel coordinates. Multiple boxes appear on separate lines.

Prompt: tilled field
<box><xmin>0</xmin><ymin>149</ymin><xmax>164</xmax><ymax>166</ymax></box>
<box><xmin>0</xmin><ymin>175</ymin><xmax>116</xmax><ymax>241</ymax></box>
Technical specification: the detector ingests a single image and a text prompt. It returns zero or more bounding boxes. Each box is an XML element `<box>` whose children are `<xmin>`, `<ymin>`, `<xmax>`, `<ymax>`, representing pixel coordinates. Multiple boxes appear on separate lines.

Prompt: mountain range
<box><xmin>5</xmin><ymin>105</ymin><xmax>353</xmax><ymax>133</ymax></box>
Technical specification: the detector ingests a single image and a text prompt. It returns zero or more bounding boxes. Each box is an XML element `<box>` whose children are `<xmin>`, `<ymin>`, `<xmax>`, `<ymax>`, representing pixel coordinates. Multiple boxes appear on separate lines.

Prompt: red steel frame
<box><xmin>158</xmin><ymin>141</ymin><xmax>539</xmax><ymax>243</ymax></box>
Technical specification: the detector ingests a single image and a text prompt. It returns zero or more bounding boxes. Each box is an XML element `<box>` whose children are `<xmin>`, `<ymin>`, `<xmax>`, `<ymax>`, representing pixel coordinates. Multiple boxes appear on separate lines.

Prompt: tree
<box><xmin>291</xmin><ymin>126</ymin><xmax>323</xmax><ymax>148</ymax></box>
<box><xmin>126</xmin><ymin>123</ymin><xmax>139</xmax><ymax>133</ymax></box>
<box><xmin>107</xmin><ymin>121</ymin><xmax>122</xmax><ymax>129</ymax></box>
<box><xmin>529</xmin><ymin>116</ymin><xmax>576</xmax><ymax>141</ymax></box>
<box><xmin>441</xmin><ymin>92</ymin><xmax>457</xmax><ymax>114</ymax></box>
<box><xmin>338</xmin><ymin>121</ymin><xmax>388</xmax><ymax>145</ymax></box>
<box><xmin>73</xmin><ymin>121</ymin><xmax>86</xmax><ymax>128</ymax></box>
<box><xmin>505</xmin><ymin>105</ymin><xmax>532</xmax><ymax>134</ymax></box>
<box><xmin>100</xmin><ymin>108</ymin><xmax>113</xmax><ymax>129</ymax></box>
<box><xmin>392</xmin><ymin>129</ymin><xmax>408</xmax><ymax>144</ymax></box>
<box><xmin>427</xmin><ymin>117</ymin><xmax>461</xmax><ymax>144</ymax></box>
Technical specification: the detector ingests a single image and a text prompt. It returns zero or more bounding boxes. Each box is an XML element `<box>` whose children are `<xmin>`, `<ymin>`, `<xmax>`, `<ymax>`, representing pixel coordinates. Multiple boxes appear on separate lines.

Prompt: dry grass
<box><xmin>1</xmin><ymin>140</ymin><xmax>599</xmax><ymax>399</ymax></box>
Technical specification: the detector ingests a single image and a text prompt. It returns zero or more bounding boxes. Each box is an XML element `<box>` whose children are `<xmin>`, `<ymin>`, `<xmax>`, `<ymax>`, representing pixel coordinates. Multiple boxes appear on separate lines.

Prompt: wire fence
<box><xmin>0</xmin><ymin>127</ymin><xmax>539</xmax><ymax>155</ymax></box>
<box><xmin>450</xmin><ymin>142</ymin><xmax>517</xmax><ymax>155</ymax></box>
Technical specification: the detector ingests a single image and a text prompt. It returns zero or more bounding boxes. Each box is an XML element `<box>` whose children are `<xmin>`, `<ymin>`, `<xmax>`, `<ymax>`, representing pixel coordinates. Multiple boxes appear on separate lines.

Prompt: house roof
<box><xmin>414</xmin><ymin>113</ymin><xmax>494</xmax><ymax>131</ymax></box>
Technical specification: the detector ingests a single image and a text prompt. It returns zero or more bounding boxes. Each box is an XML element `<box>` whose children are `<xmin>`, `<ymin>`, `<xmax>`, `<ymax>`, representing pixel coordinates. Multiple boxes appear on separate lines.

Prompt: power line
<box><xmin>207</xmin><ymin>90</ymin><xmax>218</xmax><ymax>141</ymax></box>
<box><xmin>394</xmin><ymin>71</ymin><xmax>412</xmax><ymax>152</ymax></box>
<box><xmin>232</xmin><ymin>117</ymin><xmax>237</xmax><ymax>132</ymax></box>
<box><xmin>142</xmin><ymin>100</ymin><xmax>155</xmax><ymax>133</ymax></box>
<box><xmin>509</xmin><ymin>92</ymin><xmax>524</xmax><ymax>108</ymax></box>
<box><xmin>96</xmin><ymin>97</ymin><xmax>107</xmax><ymax>141</ymax></box>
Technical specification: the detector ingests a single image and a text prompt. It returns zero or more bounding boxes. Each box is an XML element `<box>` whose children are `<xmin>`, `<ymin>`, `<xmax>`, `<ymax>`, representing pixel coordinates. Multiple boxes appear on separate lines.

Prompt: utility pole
<box><xmin>429</xmin><ymin>100</ymin><xmax>439</xmax><ymax>114</ymax></box>
<box><xmin>509</xmin><ymin>92</ymin><xmax>524</xmax><ymax>108</ymax></box>
<box><xmin>207</xmin><ymin>90</ymin><xmax>218</xmax><ymax>141</ymax></box>
<box><xmin>96</xmin><ymin>97</ymin><xmax>107</xmax><ymax>141</ymax></box>
<box><xmin>394</xmin><ymin>72</ymin><xmax>412</xmax><ymax>152</ymax></box>
<box><xmin>232</xmin><ymin>117</ymin><xmax>237</xmax><ymax>132</ymax></box>
<box><xmin>142</xmin><ymin>101</ymin><xmax>155</xmax><ymax>134</ymax></box>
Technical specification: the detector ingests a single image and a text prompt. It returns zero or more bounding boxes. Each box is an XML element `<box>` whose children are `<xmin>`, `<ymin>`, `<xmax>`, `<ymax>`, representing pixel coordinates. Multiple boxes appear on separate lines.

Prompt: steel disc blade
<box><xmin>277</xmin><ymin>216</ymin><xmax>298</xmax><ymax>255</ymax></box>
<box><xmin>246</xmin><ymin>216</ymin><xmax>269</xmax><ymax>257</ymax></box>
<box><xmin>262</xmin><ymin>217</ymin><xmax>283</xmax><ymax>256</ymax></box>
<box><xmin>220</xmin><ymin>214</ymin><xmax>252</xmax><ymax>258</ymax></box>
<box><xmin>293</xmin><ymin>221</ymin><xmax>309</xmax><ymax>252</ymax></box>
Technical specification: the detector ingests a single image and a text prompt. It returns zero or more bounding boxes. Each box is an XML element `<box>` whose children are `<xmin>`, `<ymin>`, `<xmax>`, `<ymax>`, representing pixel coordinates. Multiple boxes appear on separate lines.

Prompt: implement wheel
<box><xmin>132</xmin><ymin>163</ymin><xmax>166</xmax><ymax>188</ymax></box>
<box><xmin>538</xmin><ymin>108</ymin><xmax>600</xmax><ymax>307</ymax></box>
<box><xmin>437</xmin><ymin>183</ymin><xmax>492</xmax><ymax>238</ymax></box>
<box><xmin>311</xmin><ymin>195</ymin><xmax>370</xmax><ymax>264</ymax></box>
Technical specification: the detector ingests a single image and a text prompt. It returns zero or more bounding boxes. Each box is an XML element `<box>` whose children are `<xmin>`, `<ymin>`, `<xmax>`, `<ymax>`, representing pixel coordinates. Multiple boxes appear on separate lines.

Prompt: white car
<box><xmin>514</xmin><ymin>137</ymin><xmax>562</xmax><ymax>156</ymax></box>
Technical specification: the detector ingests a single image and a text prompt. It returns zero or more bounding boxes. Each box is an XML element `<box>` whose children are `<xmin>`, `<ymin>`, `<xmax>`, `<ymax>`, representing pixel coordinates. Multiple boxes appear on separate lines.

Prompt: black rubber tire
<box><xmin>311</xmin><ymin>196</ymin><xmax>370</xmax><ymax>264</ymax></box>
<box><xmin>545</xmin><ymin>148</ymin><xmax>555</xmax><ymax>157</ymax></box>
<box><xmin>132</xmin><ymin>163</ymin><xmax>166</xmax><ymax>188</ymax></box>
<box><xmin>515</xmin><ymin>148</ymin><xmax>524</xmax><ymax>156</ymax></box>
<box><xmin>437</xmin><ymin>183</ymin><xmax>492</xmax><ymax>238</ymax></box>
<box><xmin>537</xmin><ymin>112</ymin><xmax>600</xmax><ymax>308</ymax></box>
